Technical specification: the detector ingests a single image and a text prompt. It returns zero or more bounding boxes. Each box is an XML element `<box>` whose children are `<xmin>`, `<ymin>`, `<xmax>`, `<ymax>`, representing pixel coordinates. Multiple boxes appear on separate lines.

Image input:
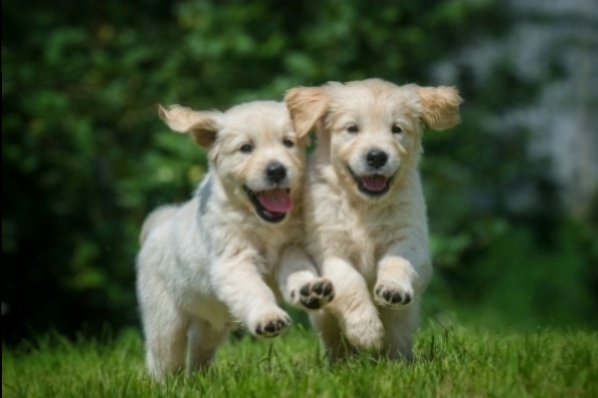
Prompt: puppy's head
<box><xmin>285</xmin><ymin>79</ymin><xmax>462</xmax><ymax>200</ymax></box>
<box><xmin>159</xmin><ymin>101</ymin><xmax>306</xmax><ymax>224</ymax></box>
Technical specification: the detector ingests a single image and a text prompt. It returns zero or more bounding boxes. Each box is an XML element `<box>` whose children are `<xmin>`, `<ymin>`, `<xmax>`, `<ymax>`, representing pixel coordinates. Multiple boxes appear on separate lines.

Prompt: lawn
<box><xmin>2</xmin><ymin>323</ymin><xmax>597</xmax><ymax>398</ymax></box>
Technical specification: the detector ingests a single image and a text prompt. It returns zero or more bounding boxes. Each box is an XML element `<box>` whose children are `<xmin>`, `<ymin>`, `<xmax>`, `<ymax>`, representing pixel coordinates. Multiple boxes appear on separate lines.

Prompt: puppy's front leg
<box><xmin>211</xmin><ymin>250</ymin><xmax>291</xmax><ymax>338</ymax></box>
<box><xmin>322</xmin><ymin>257</ymin><xmax>384</xmax><ymax>350</ymax></box>
<box><xmin>277</xmin><ymin>245</ymin><xmax>334</xmax><ymax>311</ymax></box>
<box><xmin>374</xmin><ymin>242</ymin><xmax>432</xmax><ymax>359</ymax></box>
<box><xmin>374</xmin><ymin>242</ymin><xmax>432</xmax><ymax>309</ymax></box>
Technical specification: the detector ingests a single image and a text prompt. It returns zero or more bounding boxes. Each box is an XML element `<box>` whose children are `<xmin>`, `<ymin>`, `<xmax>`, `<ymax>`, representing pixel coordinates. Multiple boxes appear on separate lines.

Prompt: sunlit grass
<box><xmin>2</xmin><ymin>324</ymin><xmax>597</xmax><ymax>398</ymax></box>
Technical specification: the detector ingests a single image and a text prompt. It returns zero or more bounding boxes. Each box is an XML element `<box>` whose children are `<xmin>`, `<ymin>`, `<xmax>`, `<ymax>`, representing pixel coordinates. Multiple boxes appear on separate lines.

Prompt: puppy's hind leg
<box><xmin>310</xmin><ymin>310</ymin><xmax>354</xmax><ymax>362</ymax></box>
<box><xmin>321</xmin><ymin>257</ymin><xmax>385</xmax><ymax>351</ymax></box>
<box><xmin>187</xmin><ymin>319</ymin><xmax>228</xmax><ymax>373</ymax></box>
<box><xmin>378</xmin><ymin>303</ymin><xmax>420</xmax><ymax>361</ymax></box>
<box><xmin>139</xmin><ymin>276</ymin><xmax>190</xmax><ymax>379</ymax></box>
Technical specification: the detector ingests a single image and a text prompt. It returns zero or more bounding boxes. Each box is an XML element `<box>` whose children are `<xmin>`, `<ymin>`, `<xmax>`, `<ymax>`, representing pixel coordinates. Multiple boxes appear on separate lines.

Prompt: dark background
<box><xmin>3</xmin><ymin>0</ymin><xmax>597</xmax><ymax>344</ymax></box>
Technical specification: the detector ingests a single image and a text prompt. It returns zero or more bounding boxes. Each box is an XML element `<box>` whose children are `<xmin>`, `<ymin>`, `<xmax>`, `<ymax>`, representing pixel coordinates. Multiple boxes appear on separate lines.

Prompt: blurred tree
<box><xmin>2</xmin><ymin>0</ymin><xmax>596</xmax><ymax>343</ymax></box>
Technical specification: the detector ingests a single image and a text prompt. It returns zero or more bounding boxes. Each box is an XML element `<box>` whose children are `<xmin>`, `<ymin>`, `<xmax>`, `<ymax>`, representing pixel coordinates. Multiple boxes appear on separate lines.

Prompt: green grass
<box><xmin>2</xmin><ymin>324</ymin><xmax>597</xmax><ymax>398</ymax></box>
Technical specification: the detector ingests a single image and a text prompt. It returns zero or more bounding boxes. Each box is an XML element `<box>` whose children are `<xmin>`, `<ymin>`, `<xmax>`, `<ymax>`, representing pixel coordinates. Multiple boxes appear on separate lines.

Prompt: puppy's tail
<box><xmin>139</xmin><ymin>205</ymin><xmax>177</xmax><ymax>245</ymax></box>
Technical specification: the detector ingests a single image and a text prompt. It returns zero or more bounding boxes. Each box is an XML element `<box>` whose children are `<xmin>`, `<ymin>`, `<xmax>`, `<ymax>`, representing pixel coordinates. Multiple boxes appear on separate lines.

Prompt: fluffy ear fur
<box><xmin>416</xmin><ymin>86</ymin><xmax>463</xmax><ymax>131</ymax></box>
<box><xmin>284</xmin><ymin>87</ymin><xmax>329</xmax><ymax>138</ymax></box>
<box><xmin>158</xmin><ymin>104</ymin><xmax>221</xmax><ymax>148</ymax></box>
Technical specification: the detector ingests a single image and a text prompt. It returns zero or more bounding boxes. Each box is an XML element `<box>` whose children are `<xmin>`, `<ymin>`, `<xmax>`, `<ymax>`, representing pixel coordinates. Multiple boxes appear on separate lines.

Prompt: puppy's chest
<box><xmin>250</xmin><ymin>231</ymin><xmax>291</xmax><ymax>274</ymax></box>
<box><xmin>341</xmin><ymin>212</ymin><xmax>397</xmax><ymax>280</ymax></box>
<box><xmin>260</xmin><ymin>245</ymin><xmax>283</xmax><ymax>273</ymax></box>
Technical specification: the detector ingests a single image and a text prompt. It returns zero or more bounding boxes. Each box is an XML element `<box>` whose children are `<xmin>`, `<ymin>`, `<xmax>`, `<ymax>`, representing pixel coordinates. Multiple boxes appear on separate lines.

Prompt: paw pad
<box><xmin>296</xmin><ymin>279</ymin><xmax>334</xmax><ymax>310</ymax></box>
<box><xmin>254</xmin><ymin>315</ymin><xmax>291</xmax><ymax>338</ymax></box>
<box><xmin>374</xmin><ymin>282</ymin><xmax>413</xmax><ymax>308</ymax></box>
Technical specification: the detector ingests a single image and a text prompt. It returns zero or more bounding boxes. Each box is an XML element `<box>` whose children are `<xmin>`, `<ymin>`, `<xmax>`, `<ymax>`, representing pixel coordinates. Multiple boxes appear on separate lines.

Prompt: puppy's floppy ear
<box><xmin>284</xmin><ymin>87</ymin><xmax>328</xmax><ymax>138</ymax></box>
<box><xmin>158</xmin><ymin>104</ymin><xmax>221</xmax><ymax>148</ymax></box>
<box><xmin>416</xmin><ymin>86</ymin><xmax>463</xmax><ymax>131</ymax></box>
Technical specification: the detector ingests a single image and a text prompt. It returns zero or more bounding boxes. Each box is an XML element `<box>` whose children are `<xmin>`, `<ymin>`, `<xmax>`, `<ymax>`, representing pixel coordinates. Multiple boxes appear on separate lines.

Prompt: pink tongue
<box><xmin>361</xmin><ymin>176</ymin><xmax>388</xmax><ymax>192</ymax></box>
<box><xmin>258</xmin><ymin>189</ymin><xmax>294</xmax><ymax>213</ymax></box>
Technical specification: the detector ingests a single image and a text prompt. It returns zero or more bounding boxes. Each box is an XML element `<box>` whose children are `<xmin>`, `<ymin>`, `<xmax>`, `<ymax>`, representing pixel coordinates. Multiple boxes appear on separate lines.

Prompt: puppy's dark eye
<box><xmin>283</xmin><ymin>139</ymin><xmax>294</xmax><ymax>148</ymax></box>
<box><xmin>391</xmin><ymin>125</ymin><xmax>403</xmax><ymax>134</ymax></box>
<box><xmin>347</xmin><ymin>125</ymin><xmax>359</xmax><ymax>134</ymax></box>
<box><xmin>240</xmin><ymin>143</ymin><xmax>253</xmax><ymax>153</ymax></box>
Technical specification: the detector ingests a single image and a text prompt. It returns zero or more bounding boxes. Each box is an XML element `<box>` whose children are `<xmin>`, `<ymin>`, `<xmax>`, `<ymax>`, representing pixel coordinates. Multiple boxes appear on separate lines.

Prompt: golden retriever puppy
<box><xmin>136</xmin><ymin>100</ymin><xmax>334</xmax><ymax>378</ymax></box>
<box><xmin>285</xmin><ymin>79</ymin><xmax>462</xmax><ymax>360</ymax></box>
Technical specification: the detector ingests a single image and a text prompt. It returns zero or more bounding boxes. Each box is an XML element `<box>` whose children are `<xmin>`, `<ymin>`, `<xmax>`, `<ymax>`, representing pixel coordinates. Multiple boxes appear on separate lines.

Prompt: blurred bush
<box><xmin>2</xmin><ymin>0</ymin><xmax>596</xmax><ymax>343</ymax></box>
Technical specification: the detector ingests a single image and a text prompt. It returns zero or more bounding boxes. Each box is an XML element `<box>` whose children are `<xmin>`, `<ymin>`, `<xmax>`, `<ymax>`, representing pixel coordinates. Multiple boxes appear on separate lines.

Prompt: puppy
<box><xmin>285</xmin><ymin>79</ymin><xmax>462</xmax><ymax>360</ymax></box>
<box><xmin>136</xmin><ymin>100</ymin><xmax>334</xmax><ymax>378</ymax></box>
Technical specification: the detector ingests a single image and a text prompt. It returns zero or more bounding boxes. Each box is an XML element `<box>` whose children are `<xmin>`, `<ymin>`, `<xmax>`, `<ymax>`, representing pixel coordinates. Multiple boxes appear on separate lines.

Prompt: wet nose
<box><xmin>366</xmin><ymin>150</ymin><xmax>388</xmax><ymax>169</ymax></box>
<box><xmin>266</xmin><ymin>162</ymin><xmax>287</xmax><ymax>183</ymax></box>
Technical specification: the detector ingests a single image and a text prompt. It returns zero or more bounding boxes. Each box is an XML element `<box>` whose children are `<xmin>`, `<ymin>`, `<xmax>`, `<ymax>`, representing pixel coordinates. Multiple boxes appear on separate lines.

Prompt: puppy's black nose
<box><xmin>366</xmin><ymin>150</ymin><xmax>388</xmax><ymax>169</ymax></box>
<box><xmin>266</xmin><ymin>162</ymin><xmax>287</xmax><ymax>183</ymax></box>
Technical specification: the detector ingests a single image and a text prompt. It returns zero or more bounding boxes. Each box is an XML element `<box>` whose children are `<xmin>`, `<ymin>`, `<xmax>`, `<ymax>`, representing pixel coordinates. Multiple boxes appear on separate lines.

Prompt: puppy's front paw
<box><xmin>292</xmin><ymin>278</ymin><xmax>335</xmax><ymax>310</ymax></box>
<box><xmin>251</xmin><ymin>309</ymin><xmax>291</xmax><ymax>338</ymax></box>
<box><xmin>374</xmin><ymin>279</ymin><xmax>413</xmax><ymax>309</ymax></box>
<box><xmin>343</xmin><ymin>310</ymin><xmax>385</xmax><ymax>350</ymax></box>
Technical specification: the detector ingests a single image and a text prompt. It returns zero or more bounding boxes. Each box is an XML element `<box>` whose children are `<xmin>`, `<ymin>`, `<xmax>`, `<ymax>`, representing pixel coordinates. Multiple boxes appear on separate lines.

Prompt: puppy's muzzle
<box><xmin>266</xmin><ymin>161</ymin><xmax>287</xmax><ymax>184</ymax></box>
<box><xmin>243</xmin><ymin>161</ymin><xmax>293</xmax><ymax>224</ymax></box>
<box><xmin>347</xmin><ymin>148</ymin><xmax>395</xmax><ymax>198</ymax></box>
<box><xmin>366</xmin><ymin>149</ymin><xmax>388</xmax><ymax>169</ymax></box>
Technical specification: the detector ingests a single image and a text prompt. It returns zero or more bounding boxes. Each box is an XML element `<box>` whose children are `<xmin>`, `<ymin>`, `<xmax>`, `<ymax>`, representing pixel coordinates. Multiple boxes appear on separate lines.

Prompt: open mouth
<box><xmin>347</xmin><ymin>167</ymin><xmax>392</xmax><ymax>197</ymax></box>
<box><xmin>243</xmin><ymin>186</ymin><xmax>294</xmax><ymax>223</ymax></box>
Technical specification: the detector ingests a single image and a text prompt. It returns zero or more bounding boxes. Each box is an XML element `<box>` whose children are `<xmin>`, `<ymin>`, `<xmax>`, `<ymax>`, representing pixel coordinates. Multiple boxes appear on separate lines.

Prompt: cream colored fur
<box><xmin>285</xmin><ymin>79</ymin><xmax>462</xmax><ymax>360</ymax></box>
<box><xmin>136</xmin><ymin>101</ymin><xmax>334</xmax><ymax>378</ymax></box>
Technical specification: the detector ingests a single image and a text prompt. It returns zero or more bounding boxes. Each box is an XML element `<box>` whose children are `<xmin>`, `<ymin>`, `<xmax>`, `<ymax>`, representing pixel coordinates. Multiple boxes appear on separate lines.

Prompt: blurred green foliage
<box><xmin>2</xmin><ymin>0</ymin><xmax>596</xmax><ymax>342</ymax></box>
